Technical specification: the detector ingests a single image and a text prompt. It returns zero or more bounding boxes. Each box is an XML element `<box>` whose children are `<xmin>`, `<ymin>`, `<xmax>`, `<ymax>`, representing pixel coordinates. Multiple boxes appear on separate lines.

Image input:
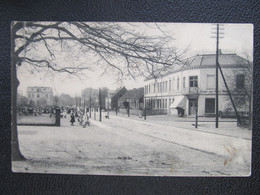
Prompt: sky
<box><xmin>17</xmin><ymin>22</ymin><xmax>253</xmax><ymax>97</ymax></box>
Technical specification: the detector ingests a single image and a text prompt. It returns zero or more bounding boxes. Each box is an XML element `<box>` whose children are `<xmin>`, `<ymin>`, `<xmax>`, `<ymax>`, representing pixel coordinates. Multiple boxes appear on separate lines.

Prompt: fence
<box><xmin>17</xmin><ymin>108</ymin><xmax>61</xmax><ymax>126</ymax></box>
<box><xmin>118</xmin><ymin>108</ymin><xmax>143</xmax><ymax>116</ymax></box>
<box><xmin>146</xmin><ymin>109</ymin><xmax>167</xmax><ymax>116</ymax></box>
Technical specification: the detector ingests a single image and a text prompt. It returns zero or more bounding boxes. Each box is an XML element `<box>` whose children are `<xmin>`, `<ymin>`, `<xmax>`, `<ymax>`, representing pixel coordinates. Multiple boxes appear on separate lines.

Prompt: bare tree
<box><xmin>223</xmin><ymin>53</ymin><xmax>253</xmax><ymax>127</ymax></box>
<box><xmin>11</xmin><ymin>22</ymin><xmax>186</xmax><ymax>161</ymax></box>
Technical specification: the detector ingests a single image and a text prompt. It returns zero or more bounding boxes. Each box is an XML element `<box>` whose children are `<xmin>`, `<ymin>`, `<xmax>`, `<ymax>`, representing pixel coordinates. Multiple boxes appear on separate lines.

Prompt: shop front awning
<box><xmin>170</xmin><ymin>96</ymin><xmax>186</xmax><ymax>109</ymax></box>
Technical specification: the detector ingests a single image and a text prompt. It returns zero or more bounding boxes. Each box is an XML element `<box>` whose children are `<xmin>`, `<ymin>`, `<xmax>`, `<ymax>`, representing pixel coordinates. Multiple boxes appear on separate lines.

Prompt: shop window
<box><xmin>205</xmin><ymin>98</ymin><xmax>215</xmax><ymax>113</ymax></box>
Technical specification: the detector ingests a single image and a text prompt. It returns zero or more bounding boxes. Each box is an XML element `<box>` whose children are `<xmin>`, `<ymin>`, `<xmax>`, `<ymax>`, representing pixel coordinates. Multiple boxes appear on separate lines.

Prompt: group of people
<box><xmin>70</xmin><ymin>112</ymin><xmax>90</xmax><ymax>128</ymax></box>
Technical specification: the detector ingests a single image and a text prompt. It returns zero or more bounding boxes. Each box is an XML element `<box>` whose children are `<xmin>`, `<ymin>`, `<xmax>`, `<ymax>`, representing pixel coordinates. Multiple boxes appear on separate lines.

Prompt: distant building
<box><xmin>81</xmin><ymin>88</ymin><xmax>99</xmax><ymax>110</ymax></box>
<box><xmin>144</xmin><ymin>53</ymin><xmax>252</xmax><ymax>117</ymax></box>
<box><xmin>118</xmin><ymin>87</ymin><xmax>144</xmax><ymax>110</ymax></box>
<box><xmin>26</xmin><ymin>86</ymin><xmax>53</xmax><ymax>106</ymax></box>
<box><xmin>111</xmin><ymin>87</ymin><xmax>127</xmax><ymax>110</ymax></box>
<box><xmin>105</xmin><ymin>89</ymin><xmax>116</xmax><ymax>110</ymax></box>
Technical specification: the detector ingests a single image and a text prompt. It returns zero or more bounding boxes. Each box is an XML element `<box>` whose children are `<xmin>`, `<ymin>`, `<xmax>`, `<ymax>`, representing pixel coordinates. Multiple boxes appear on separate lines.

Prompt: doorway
<box><xmin>189</xmin><ymin>99</ymin><xmax>198</xmax><ymax>115</ymax></box>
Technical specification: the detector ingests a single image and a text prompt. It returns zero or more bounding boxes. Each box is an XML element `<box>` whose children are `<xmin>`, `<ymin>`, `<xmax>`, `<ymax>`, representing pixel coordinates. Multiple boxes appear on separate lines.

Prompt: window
<box><xmin>37</xmin><ymin>94</ymin><xmax>40</xmax><ymax>98</ymax></box>
<box><xmin>189</xmin><ymin>76</ymin><xmax>198</xmax><ymax>87</ymax></box>
<box><xmin>154</xmin><ymin>83</ymin><xmax>156</xmax><ymax>93</ymax></box>
<box><xmin>162</xmin><ymin>99</ymin><xmax>164</xmax><ymax>108</ymax></box>
<box><xmin>165</xmin><ymin>99</ymin><xmax>167</xmax><ymax>108</ymax></box>
<box><xmin>148</xmin><ymin>85</ymin><xmax>150</xmax><ymax>94</ymax></box>
<box><xmin>183</xmin><ymin>77</ymin><xmax>186</xmax><ymax>89</ymax></box>
<box><xmin>169</xmin><ymin>80</ymin><xmax>171</xmax><ymax>91</ymax></box>
<box><xmin>166</xmin><ymin>81</ymin><xmax>168</xmax><ymax>92</ymax></box>
<box><xmin>28</xmin><ymin>94</ymin><xmax>31</xmax><ymax>98</ymax></box>
<box><xmin>162</xmin><ymin>82</ymin><xmax>164</xmax><ymax>92</ymax></box>
<box><xmin>177</xmin><ymin>78</ymin><xmax>180</xmax><ymax>89</ymax></box>
<box><xmin>157</xmin><ymin>83</ymin><xmax>159</xmax><ymax>92</ymax></box>
<box><xmin>172</xmin><ymin>78</ymin><xmax>175</xmax><ymax>90</ymax></box>
<box><xmin>236</xmin><ymin>74</ymin><xmax>245</xmax><ymax>89</ymax></box>
<box><xmin>205</xmin><ymin>98</ymin><xmax>215</xmax><ymax>113</ymax></box>
<box><xmin>207</xmin><ymin>75</ymin><xmax>215</xmax><ymax>89</ymax></box>
<box><xmin>160</xmin><ymin>82</ymin><xmax>162</xmax><ymax>92</ymax></box>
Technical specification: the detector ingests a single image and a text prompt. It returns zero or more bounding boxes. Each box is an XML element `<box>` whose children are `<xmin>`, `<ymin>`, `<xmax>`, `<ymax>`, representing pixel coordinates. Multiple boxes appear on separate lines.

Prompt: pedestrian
<box><xmin>78</xmin><ymin>113</ymin><xmax>83</xmax><ymax>125</ymax></box>
<box><xmin>70</xmin><ymin>112</ymin><xmax>75</xmax><ymax>126</ymax></box>
<box><xmin>105</xmin><ymin>110</ymin><xmax>110</xmax><ymax>119</ymax></box>
<box><xmin>82</xmin><ymin>113</ymin><xmax>90</xmax><ymax>128</ymax></box>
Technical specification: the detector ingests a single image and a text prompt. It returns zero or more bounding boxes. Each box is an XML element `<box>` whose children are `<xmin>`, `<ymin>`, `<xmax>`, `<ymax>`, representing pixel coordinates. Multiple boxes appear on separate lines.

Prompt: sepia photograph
<box><xmin>11</xmin><ymin>22</ymin><xmax>253</xmax><ymax>176</ymax></box>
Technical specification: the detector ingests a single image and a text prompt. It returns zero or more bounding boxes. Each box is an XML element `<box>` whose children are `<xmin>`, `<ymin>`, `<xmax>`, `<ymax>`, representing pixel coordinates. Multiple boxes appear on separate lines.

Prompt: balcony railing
<box><xmin>182</xmin><ymin>87</ymin><xmax>200</xmax><ymax>95</ymax></box>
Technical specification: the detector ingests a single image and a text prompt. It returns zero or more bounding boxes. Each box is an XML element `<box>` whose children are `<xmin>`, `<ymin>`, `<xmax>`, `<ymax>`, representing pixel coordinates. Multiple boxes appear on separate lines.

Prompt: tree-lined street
<box><xmin>12</xmin><ymin>22</ymin><xmax>253</xmax><ymax>176</ymax></box>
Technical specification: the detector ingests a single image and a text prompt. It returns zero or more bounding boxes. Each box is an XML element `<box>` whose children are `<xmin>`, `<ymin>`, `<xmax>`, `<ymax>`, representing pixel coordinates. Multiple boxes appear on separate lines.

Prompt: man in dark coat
<box><xmin>70</xmin><ymin>113</ymin><xmax>75</xmax><ymax>125</ymax></box>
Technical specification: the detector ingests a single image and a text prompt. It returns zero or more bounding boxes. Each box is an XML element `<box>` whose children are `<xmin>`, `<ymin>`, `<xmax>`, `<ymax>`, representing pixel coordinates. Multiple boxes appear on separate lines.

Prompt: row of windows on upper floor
<box><xmin>28</xmin><ymin>93</ymin><xmax>50</xmax><ymax>98</ymax></box>
<box><xmin>144</xmin><ymin>74</ymin><xmax>245</xmax><ymax>94</ymax></box>
<box><xmin>144</xmin><ymin>76</ymin><xmax>198</xmax><ymax>94</ymax></box>
<box><xmin>28</xmin><ymin>88</ymin><xmax>52</xmax><ymax>92</ymax></box>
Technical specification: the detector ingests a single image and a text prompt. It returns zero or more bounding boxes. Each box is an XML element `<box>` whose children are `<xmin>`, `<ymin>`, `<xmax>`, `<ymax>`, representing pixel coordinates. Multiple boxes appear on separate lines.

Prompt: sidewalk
<box><xmin>108</xmin><ymin>111</ymin><xmax>251</xmax><ymax>140</ymax></box>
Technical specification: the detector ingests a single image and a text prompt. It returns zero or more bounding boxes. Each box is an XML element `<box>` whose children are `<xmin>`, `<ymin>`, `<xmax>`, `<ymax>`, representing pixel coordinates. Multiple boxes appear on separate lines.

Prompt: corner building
<box><xmin>144</xmin><ymin>53</ymin><xmax>251</xmax><ymax>117</ymax></box>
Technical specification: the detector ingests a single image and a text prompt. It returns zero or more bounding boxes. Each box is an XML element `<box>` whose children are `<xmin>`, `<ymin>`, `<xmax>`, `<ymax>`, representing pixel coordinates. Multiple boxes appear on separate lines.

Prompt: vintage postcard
<box><xmin>11</xmin><ymin>22</ymin><xmax>253</xmax><ymax>176</ymax></box>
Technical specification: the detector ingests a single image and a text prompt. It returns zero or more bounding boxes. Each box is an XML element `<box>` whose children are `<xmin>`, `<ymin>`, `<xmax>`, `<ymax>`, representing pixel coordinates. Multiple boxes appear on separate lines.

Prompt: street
<box><xmin>13</xmin><ymin>113</ymin><xmax>251</xmax><ymax>176</ymax></box>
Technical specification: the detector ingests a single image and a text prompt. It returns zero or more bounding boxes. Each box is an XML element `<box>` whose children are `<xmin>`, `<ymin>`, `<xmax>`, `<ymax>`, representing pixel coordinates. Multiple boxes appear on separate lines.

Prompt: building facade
<box><xmin>26</xmin><ymin>86</ymin><xmax>53</xmax><ymax>106</ymax></box>
<box><xmin>118</xmin><ymin>87</ymin><xmax>144</xmax><ymax>110</ymax></box>
<box><xmin>144</xmin><ymin>53</ymin><xmax>251</xmax><ymax>117</ymax></box>
<box><xmin>111</xmin><ymin>87</ymin><xmax>127</xmax><ymax>110</ymax></box>
<box><xmin>105</xmin><ymin>90</ymin><xmax>116</xmax><ymax>110</ymax></box>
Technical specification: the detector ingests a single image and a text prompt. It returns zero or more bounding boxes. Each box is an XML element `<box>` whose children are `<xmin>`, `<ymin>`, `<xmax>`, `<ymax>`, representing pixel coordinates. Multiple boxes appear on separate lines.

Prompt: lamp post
<box><xmin>99</xmin><ymin>88</ymin><xmax>102</xmax><ymax>122</ymax></box>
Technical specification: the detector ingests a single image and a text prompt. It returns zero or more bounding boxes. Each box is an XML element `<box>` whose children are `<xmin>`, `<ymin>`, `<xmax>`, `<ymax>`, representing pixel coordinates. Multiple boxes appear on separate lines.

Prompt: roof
<box><xmin>111</xmin><ymin>87</ymin><xmax>127</xmax><ymax>98</ymax></box>
<box><xmin>187</xmin><ymin>53</ymin><xmax>249</xmax><ymax>67</ymax></box>
<box><xmin>145</xmin><ymin>53</ymin><xmax>250</xmax><ymax>81</ymax></box>
<box><xmin>27</xmin><ymin>86</ymin><xmax>53</xmax><ymax>93</ymax></box>
<box><xmin>119</xmin><ymin>88</ymin><xmax>144</xmax><ymax>101</ymax></box>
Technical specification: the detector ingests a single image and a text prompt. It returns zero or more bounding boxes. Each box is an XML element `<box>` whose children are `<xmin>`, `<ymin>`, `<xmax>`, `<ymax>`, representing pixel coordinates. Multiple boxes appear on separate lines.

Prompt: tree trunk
<box><xmin>11</xmin><ymin>22</ymin><xmax>26</xmax><ymax>161</ymax></box>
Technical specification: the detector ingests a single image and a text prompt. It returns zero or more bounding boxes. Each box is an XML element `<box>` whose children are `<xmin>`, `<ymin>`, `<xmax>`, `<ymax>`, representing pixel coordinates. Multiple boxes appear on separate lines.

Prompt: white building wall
<box><xmin>144</xmin><ymin>64</ymin><xmax>248</xmax><ymax>116</ymax></box>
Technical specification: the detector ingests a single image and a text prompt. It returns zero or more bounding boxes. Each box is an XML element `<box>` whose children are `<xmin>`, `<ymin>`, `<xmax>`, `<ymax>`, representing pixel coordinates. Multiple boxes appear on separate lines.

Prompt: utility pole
<box><xmin>211</xmin><ymin>23</ymin><xmax>224</xmax><ymax>128</ymax></box>
<box><xmin>89</xmin><ymin>88</ymin><xmax>92</xmax><ymax>118</ymax></box>
<box><xmin>99</xmin><ymin>88</ymin><xmax>102</xmax><ymax>122</ymax></box>
<box><xmin>215</xmin><ymin>23</ymin><xmax>219</xmax><ymax>128</ymax></box>
<box><xmin>218</xmin><ymin>62</ymin><xmax>241</xmax><ymax>125</ymax></box>
<box><xmin>144</xmin><ymin>97</ymin><xmax>146</xmax><ymax>120</ymax></box>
